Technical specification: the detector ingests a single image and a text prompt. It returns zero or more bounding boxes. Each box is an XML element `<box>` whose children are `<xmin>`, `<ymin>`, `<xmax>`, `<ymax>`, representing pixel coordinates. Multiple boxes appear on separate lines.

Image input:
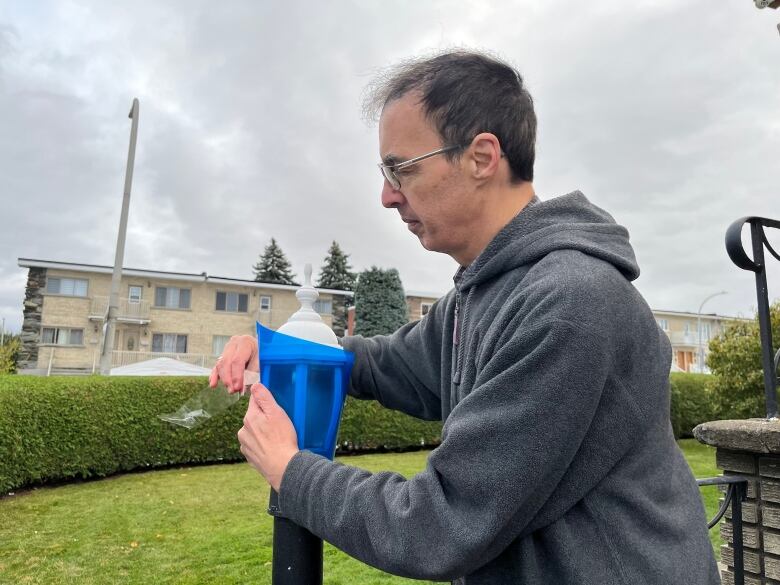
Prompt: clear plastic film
<box><xmin>158</xmin><ymin>370</ymin><xmax>259</xmax><ymax>429</ymax></box>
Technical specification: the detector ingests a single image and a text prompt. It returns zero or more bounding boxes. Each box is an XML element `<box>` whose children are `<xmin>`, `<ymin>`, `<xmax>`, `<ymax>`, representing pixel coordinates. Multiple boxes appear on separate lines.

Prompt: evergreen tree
<box><xmin>316</xmin><ymin>241</ymin><xmax>356</xmax><ymax>338</ymax></box>
<box><xmin>316</xmin><ymin>241</ymin><xmax>356</xmax><ymax>291</ymax></box>
<box><xmin>353</xmin><ymin>267</ymin><xmax>408</xmax><ymax>337</ymax></box>
<box><xmin>252</xmin><ymin>238</ymin><xmax>297</xmax><ymax>285</ymax></box>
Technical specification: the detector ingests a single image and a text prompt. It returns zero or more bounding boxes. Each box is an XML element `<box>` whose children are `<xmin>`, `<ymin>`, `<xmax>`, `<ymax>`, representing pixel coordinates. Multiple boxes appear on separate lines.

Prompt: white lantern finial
<box><xmin>276</xmin><ymin>263</ymin><xmax>340</xmax><ymax>347</ymax></box>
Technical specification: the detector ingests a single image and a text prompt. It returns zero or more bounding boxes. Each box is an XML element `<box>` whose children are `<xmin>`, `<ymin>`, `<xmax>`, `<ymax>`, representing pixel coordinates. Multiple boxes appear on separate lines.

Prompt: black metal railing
<box><xmin>697</xmin><ymin>475</ymin><xmax>749</xmax><ymax>585</ymax></box>
<box><xmin>725</xmin><ymin>216</ymin><xmax>780</xmax><ymax>419</ymax></box>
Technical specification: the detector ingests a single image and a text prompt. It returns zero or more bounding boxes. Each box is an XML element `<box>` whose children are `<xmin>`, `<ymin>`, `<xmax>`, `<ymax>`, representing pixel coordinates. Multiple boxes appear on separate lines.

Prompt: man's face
<box><xmin>378</xmin><ymin>94</ymin><xmax>480</xmax><ymax>258</ymax></box>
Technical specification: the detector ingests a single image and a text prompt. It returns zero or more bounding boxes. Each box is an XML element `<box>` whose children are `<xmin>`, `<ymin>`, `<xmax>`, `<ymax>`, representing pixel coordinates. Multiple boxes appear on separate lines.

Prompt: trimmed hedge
<box><xmin>669</xmin><ymin>372</ymin><xmax>717</xmax><ymax>439</ymax></box>
<box><xmin>1</xmin><ymin>372</ymin><xmax>715</xmax><ymax>493</ymax></box>
<box><xmin>0</xmin><ymin>376</ymin><xmax>441</xmax><ymax>493</ymax></box>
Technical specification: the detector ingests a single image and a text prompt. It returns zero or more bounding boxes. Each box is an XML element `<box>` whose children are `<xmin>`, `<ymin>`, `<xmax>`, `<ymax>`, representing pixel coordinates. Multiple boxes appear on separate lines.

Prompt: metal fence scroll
<box><xmin>725</xmin><ymin>216</ymin><xmax>780</xmax><ymax>419</ymax></box>
<box><xmin>697</xmin><ymin>476</ymin><xmax>749</xmax><ymax>585</ymax></box>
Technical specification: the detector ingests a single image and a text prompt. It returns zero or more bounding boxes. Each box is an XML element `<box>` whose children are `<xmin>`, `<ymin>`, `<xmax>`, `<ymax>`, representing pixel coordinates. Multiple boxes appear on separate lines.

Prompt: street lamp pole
<box><xmin>99</xmin><ymin>99</ymin><xmax>140</xmax><ymax>375</ymax></box>
<box><xmin>697</xmin><ymin>290</ymin><xmax>727</xmax><ymax>373</ymax></box>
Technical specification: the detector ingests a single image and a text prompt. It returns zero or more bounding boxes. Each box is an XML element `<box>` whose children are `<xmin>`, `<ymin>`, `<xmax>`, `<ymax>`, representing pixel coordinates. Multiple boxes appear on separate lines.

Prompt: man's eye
<box><xmin>395</xmin><ymin>166</ymin><xmax>413</xmax><ymax>175</ymax></box>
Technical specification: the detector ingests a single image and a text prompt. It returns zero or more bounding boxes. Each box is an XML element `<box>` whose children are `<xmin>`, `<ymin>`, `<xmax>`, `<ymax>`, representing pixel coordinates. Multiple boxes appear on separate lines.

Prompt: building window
<box><xmin>260</xmin><ymin>296</ymin><xmax>272</xmax><ymax>311</ymax></box>
<box><xmin>421</xmin><ymin>302</ymin><xmax>433</xmax><ymax>317</ymax></box>
<box><xmin>41</xmin><ymin>327</ymin><xmax>84</xmax><ymax>346</ymax></box>
<box><xmin>216</xmin><ymin>291</ymin><xmax>248</xmax><ymax>313</ymax></box>
<box><xmin>656</xmin><ymin>318</ymin><xmax>669</xmax><ymax>331</ymax></box>
<box><xmin>154</xmin><ymin>286</ymin><xmax>191</xmax><ymax>309</ymax></box>
<box><xmin>152</xmin><ymin>333</ymin><xmax>187</xmax><ymax>353</ymax></box>
<box><xmin>212</xmin><ymin>335</ymin><xmax>231</xmax><ymax>356</ymax></box>
<box><xmin>46</xmin><ymin>277</ymin><xmax>88</xmax><ymax>297</ymax></box>
<box><xmin>313</xmin><ymin>299</ymin><xmax>332</xmax><ymax>315</ymax></box>
<box><xmin>701</xmin><ymin>323</ymin><xmax>711</xmax><ymax>340</ymax></box>
<box><xmin>128</xmin><ymin>285</ymin><xmax>143</xmax><ymax>303</ymax></box>
<box><xmin>684</xmin><ymin>322</ymin><xmax>692</xmax><ymax>335</ymax></box>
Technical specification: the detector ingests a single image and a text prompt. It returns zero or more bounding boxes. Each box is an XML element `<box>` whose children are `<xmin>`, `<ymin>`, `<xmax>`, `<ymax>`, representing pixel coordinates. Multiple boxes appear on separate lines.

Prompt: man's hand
<box><xmin>237</xmin><ymin>383</ymin><xmax>299</xmax><ymax>492</ymax></box>
<box><xmin>209</xmin><ymin>335</ymin><xmax>259</xmax><ymax>393</ymax></box>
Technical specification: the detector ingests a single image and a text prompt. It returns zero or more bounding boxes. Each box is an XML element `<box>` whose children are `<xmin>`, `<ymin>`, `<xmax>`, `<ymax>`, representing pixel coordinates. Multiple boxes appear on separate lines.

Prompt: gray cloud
<box><xmin>1</xmin><ymin>0</ymin><xmax>779</xmax><ymax>334</ymax></box>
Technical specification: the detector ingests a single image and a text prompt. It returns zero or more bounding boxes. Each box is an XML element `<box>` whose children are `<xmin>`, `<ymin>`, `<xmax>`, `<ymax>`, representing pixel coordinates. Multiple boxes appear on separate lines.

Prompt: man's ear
<box><xmin>468</xmin><ymin>133</ymin><xmax>502</xmax><ymax>182</ymax></box>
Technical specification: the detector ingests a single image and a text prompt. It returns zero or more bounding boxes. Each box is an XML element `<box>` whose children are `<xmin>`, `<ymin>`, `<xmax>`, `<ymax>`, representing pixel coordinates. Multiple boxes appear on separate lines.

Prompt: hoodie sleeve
<box><xmin>278</xmin><ymin>317</ymin><xmax>643</xmax><ymax>581</ymax></box>
<box><xmin>340</xmin><ymin>298</ymin><xmax>446</xmax><ymax>422</ymax></box>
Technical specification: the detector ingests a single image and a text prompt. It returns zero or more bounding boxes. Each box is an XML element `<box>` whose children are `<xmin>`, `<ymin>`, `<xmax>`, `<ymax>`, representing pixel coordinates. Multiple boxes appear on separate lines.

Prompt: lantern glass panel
<box><xmin>304</xmin><ymin>366</ymin><xmax>336</xmax><ymax>452</ymax></box>
<box><xmin>268</xmin><ymin>364</ymin><xmax>297</xmax><ymax>419</ymax></box>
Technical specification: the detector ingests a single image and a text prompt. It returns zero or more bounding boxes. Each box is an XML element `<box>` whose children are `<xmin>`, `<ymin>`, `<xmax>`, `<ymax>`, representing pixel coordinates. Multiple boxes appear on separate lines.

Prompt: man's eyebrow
<box><xmin>381</xmin><ymin>153</ymin><xmax>404</xmax><ymax>166</ymax></box>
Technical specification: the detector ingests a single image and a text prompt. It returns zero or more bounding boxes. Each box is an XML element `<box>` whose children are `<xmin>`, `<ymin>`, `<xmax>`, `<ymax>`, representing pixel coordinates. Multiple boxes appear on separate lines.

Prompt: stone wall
<box><xmin>17</xmin><ymin>267</ymin><xmax>45</xmax><ymax>371</ymax></box>
<box><xmin>695</xmin><ymin>419</ymin><xmax>780</xmax><ymax>585</ymax></box>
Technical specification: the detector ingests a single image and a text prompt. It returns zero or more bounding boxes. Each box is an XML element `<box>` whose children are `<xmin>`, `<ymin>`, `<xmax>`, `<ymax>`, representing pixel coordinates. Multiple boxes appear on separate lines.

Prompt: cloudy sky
<box><xmin>1</xmin><ymin>0</ymin><xmax>778</xmax><ymax>334</ymax></box>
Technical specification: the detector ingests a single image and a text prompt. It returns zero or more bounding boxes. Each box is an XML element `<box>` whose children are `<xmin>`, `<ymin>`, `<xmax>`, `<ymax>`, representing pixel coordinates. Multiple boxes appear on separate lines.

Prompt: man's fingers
<box><xmin>251</xmin><ymin>383</ymin><xmax>279</xmax><ymax>413</ymax></box>
<box><xmin>208</xmin><ymin>366</ymin><xmax>218</xmax><ymax>388</ymax></box>
<box><xmin>230</xmin><ymin>356</ymin><xmax>247</xmax><ymax>393</ymax></box>
<box><xmin>244</xmin><ymin>391</ymin><xmax>261</xmax><ymax>420</ymax></box>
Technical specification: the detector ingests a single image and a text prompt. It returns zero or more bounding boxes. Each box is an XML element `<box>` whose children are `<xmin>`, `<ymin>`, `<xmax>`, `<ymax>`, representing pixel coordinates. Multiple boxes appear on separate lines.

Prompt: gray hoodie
<box><xmin>278</xmin><ymin>191</ymin><xmax>719</xmax><ymax>584</ymax></box>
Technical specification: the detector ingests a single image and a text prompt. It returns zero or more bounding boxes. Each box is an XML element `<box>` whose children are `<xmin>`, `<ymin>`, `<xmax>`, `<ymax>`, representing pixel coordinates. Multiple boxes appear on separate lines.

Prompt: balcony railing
<box><xmin>89</xmin><ymin>296</ymin><xmax>151</xmax><ymax>323</ymax></box>
<box><xmin>111</xmin><ymin>350</ymin><xmax>218</xmax><ymax>369</ymax></box>
<box><xmin>668</xmin><ymin>331</ymin><xmax>711</xmax><ymax>346</ymax></box>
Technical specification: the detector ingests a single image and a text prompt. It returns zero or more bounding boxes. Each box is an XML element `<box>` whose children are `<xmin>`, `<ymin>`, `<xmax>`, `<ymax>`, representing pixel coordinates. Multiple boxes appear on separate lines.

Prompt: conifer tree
<box><xmin>353</xmin><ymin>267</ymin><xmax>408</xmax><ymax>337</ymax></box>
<box><xmin>316</xmin><ymin>241</ymin><xmax>356</xmax><ymax>291</ymax></box>
<box><xmin>252</xmin><ymin>238</ymin><xmax>297</xmax><ymax>285</ymax></box>
<box><xmin>316</xmin><ymin>241</ymin><xmax>356</xmax><ymax>337</ymax></box>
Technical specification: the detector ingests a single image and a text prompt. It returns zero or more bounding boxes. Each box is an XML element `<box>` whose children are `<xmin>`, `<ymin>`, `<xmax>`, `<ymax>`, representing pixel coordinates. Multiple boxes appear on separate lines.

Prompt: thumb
<box><xmin>251</xmin><ymin>383</ymin><xmax>278</xmax><ymax>413</ymax></box>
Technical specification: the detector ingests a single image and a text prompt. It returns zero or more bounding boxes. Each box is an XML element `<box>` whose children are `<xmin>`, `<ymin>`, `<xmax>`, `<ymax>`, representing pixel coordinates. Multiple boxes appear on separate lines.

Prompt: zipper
<box><xmin>453</xmin><ymin>291</ymin><xmax>463</xmax><ymax>385</ymax></box>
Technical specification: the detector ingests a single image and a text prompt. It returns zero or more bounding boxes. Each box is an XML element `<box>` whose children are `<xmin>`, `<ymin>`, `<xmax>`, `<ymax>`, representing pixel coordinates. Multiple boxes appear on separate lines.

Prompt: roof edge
<box><xmin>17</xmin><ymin>258</ymin><xmax>353</xmax><ymax>297</ymax></box>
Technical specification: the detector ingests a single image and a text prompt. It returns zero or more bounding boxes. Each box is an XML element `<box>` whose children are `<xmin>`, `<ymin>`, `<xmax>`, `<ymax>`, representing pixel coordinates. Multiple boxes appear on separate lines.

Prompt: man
<box><xmin>211</xmin><ymin>51</ymin><xmax>719</xmax><ymax>584</ymax></box>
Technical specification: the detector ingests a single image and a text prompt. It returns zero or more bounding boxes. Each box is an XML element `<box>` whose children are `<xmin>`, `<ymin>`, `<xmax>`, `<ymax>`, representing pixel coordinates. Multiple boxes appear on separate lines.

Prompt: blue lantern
<box><xmin>256</xmin><ymin>265</ymin><xmax>354</xmax><ymax>460</ymax></box>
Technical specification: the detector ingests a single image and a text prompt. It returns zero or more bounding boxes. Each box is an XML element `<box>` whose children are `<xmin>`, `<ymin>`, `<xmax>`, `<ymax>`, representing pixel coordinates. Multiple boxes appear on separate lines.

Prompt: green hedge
<box><xmin>0</xmin><ymin>372</ymin><xmax>716</xmax><ymax>493</ymax></box>
<box><xmin>0</xmin><ymin>376</ymin><xmax>441</xmax><ymax>493</ymax></box>
<box><xmin>669</xmin><ymin>372</ymin><xmax>717</xmax><ymax>439</ymax></box>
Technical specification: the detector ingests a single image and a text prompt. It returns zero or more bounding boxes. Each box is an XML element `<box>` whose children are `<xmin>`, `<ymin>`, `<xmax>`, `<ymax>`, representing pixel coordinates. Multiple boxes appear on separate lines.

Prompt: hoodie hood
<box><xmin>455</xmin><ymin>191</ymin><xmax>639</xmax><ymax>290</ymax></box>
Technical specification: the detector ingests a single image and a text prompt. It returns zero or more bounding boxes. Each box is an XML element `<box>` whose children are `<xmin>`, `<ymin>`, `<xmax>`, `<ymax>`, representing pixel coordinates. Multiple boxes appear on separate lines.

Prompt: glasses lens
<box><xmin>380</xmin><ymin>166</ymin><xmax>400</xmax><ymax>190</ymax></box>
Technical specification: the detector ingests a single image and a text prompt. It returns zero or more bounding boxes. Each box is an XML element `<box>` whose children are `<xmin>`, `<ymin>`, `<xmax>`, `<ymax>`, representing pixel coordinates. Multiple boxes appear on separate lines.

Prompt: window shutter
<box><xmin>152</xmin><ymin>334</ymin><xmax>163</xmax><ymax>352</ymax></box>
<box><xmin>176</xmin><ymin>335</ymin><xmax>187</xmax><ymax>353</ymax></box>
<box><xmin>238</xmin><ymin>294</ymin><xmax>248</xmax><ymax>313</ymax></box>
<box><xmin>155</xmin><ymin>288</ymin><xmax>166</xmax><ymax>307</ymax></box>
<box><xmin>216</xmin><ymin>292</ymin><xmax>226</xmax><ymax>311</ymax></box>
<box><xmin>47</xmin><ymin>278</ymin><xmax>60</xmax><ymax>294</ymax></box>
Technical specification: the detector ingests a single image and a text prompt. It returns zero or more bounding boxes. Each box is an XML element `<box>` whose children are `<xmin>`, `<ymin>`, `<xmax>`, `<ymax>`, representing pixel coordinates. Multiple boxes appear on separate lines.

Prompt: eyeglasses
<box><xmin>378</xmin><ymin>144</ymin><xmax>463</xmax><ymax>190</ymax></box>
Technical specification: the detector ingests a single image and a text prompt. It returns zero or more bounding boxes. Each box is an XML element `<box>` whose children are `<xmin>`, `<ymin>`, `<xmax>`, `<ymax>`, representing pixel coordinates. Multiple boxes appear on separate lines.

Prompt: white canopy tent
<box><xmin>110</xmin><ymin>357</ymin><xmax>212</xmax><ymax>376</ymax></box>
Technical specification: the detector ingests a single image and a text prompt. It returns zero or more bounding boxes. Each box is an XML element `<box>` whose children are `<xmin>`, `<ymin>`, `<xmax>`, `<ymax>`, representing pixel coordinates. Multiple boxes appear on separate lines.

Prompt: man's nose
<box><xmin>381</xmin><ymin>179</ymin><xmax>405</xmax><ymax>208</ymax></box>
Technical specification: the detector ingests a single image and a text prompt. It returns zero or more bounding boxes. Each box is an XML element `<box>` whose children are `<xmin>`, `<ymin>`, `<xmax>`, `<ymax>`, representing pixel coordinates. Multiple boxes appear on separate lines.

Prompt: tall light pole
<box><xmin>99</xmin><ymin>99</ymin><xmax>140</xmax><ymax>375</ymax></box>
<box><xmin>1</xmin><ymin>317</ymin><xmax>5</xmax><ymax>346</ymax></box>
<box><xmin>697</xmin><ymin>290</ymin><xmax>727</xmax><ymax>373</ymax></box>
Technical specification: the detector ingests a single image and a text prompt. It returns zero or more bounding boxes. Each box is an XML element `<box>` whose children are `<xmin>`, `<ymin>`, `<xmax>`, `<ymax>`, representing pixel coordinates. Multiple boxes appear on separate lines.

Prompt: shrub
<box><xmin>0</xmin><ymin>376</ymin><xmax>244</xmax><ymax>494</ymax></box>
<box><xmin>669</xmin><ymin>372</ymin><xmax>717</xmax><ymax>438</ymax></box>
<box><xmin>0</xmin><ymin>376</ymin><xmax>442</xmax><ymax>493</ymax></box>
<box><xmin>0</xmin><ymin>337</ymin><xmax>20</xmax><ymax>374</ymax></box>
<box><xmin>2</xmin><ymin>369</ymin><xmax>716</xmax><ymax>492</ymax></box>
<box><xmin>338</xmin><ymin>397</ymin><xmax>442</xmax><ymax>452</ymax></box>
<box><xmin>708</xmin><ymin>301</ymin><xmax>780</xmax><ymax>419</ymax></box>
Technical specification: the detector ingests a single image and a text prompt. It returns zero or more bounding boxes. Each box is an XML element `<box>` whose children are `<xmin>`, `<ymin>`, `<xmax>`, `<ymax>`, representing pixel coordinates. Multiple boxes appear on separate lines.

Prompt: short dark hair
<box><xmin>365</xmin><ymin>50</ymin><xmax>536</xmax><ymax>183</ymax></box>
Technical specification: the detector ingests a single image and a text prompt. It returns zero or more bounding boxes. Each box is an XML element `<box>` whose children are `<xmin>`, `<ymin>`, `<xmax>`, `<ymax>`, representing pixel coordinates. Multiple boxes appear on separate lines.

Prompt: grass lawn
<box><xmin>0</xmin><ymin>441</ymin><xmax>721</xmax><ymax>584</ymax></box>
